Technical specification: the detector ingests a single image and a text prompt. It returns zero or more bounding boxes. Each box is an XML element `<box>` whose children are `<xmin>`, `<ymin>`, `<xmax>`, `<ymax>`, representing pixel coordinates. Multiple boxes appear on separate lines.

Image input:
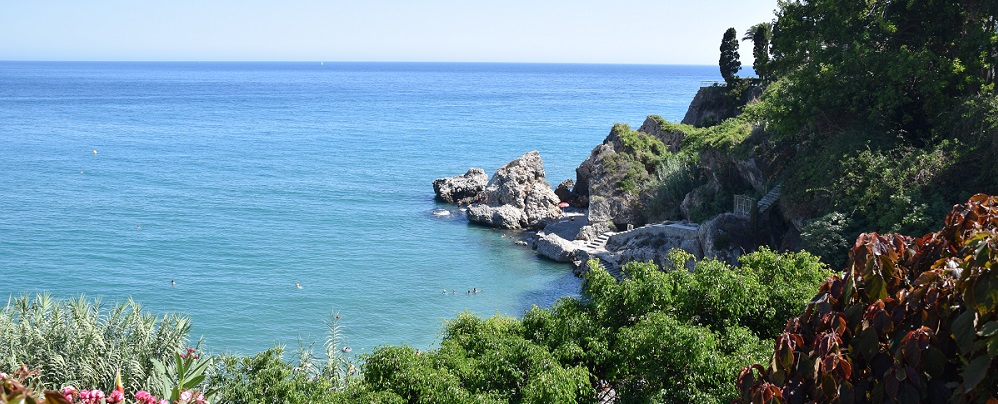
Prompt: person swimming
<box><xmin>171</xmin><ymin>280</ymin><xmax>176</xmax><ymax>286</ymax></box>
<box><xmin>295</xmin><ymin>282</ymin><xmax>302</xmax><ymax>289</ymax></box>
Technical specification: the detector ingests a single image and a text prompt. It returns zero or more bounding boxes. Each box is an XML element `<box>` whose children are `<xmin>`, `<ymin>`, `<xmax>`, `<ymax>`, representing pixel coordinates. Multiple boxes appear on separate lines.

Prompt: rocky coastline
<box><xmin>433</xmin><ymin>86</ymin><xmax>790</xmax><ymax>278</ymax></box>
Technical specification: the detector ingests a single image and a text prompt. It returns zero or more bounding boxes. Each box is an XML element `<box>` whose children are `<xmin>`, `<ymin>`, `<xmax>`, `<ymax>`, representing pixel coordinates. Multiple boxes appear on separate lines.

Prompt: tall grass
<box><xmin>0</xmin><ymin>293</ymin><xmax>190</xmax><ymax>392</ymax></box>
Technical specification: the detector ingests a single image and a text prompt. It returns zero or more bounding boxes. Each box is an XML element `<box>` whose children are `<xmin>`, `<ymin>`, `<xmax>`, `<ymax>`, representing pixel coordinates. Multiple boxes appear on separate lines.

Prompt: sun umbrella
<box><xmin>558</xmin><ymin>202</ymin><xmax>570</xmax><ymax>208</ymax></box>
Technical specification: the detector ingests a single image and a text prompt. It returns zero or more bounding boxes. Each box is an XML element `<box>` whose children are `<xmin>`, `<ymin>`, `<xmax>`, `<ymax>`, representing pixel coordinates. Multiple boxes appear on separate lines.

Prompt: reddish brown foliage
<box><xmin>736</xmin><ymin>194</ymin><xmax>998</xmax><ymax>403</ymax></box>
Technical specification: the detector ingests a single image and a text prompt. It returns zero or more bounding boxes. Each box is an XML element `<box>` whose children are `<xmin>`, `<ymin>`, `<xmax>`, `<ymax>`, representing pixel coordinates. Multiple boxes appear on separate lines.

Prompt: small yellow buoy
<box><xmin>93</xmin><ymin>150</ymin><xmax>97</xmax><ymax>155</ymax></box>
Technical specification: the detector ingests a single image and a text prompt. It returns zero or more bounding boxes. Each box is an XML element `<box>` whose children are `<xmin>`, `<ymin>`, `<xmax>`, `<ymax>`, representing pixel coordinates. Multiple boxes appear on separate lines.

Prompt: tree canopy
<box><xmin>765</xmin><ymin>0</ymin><xmax>997</xmax><ymax>142</ymax></box>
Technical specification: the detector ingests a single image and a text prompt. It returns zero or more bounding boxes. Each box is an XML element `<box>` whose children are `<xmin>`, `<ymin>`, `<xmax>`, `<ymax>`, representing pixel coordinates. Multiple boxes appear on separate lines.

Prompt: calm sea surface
<box><xmin>0</xmin><ymin>62</ymin><xmax>720</xmax><ymax>356</ymax></box>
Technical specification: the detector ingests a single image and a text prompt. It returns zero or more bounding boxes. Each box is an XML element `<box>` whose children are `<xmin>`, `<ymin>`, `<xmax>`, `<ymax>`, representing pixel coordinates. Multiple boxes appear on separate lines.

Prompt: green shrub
<box><xmin>209</xmin><ymin>347</ymin><xmax>340</xmax><ymax>404</ymax></box>
<box><xmin>643</xmin><ymin>152</ymin><xmax>702</xmax><ymax>221</ymax></box>
<box><xmin>800</xmin><ymin>211</ymin><xmax>853</xmax><ymax>270</ymax></box>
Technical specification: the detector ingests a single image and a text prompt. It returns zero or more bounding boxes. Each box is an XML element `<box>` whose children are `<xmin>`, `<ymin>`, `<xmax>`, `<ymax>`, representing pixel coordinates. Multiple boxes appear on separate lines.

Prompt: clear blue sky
<box><xmin>0</xmin><ymin>0</ymin><xmax>779</xmax><ymax>64</ymax></box>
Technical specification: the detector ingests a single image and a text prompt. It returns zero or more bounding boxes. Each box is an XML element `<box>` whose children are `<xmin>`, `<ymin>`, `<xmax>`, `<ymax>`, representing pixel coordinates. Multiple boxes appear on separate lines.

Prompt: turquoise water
<box><xmin>0</xmin><ymin>62</ymin><xmax>720</xmax><ymax>356</ymax></box>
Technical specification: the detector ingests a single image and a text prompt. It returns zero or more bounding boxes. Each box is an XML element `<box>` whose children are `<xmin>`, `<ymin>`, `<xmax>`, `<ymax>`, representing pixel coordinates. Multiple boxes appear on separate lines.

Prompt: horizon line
<box><xmin>0</xmin><ymin>59</ymin><xmax>722</xmax><ymax>67</ymax></box>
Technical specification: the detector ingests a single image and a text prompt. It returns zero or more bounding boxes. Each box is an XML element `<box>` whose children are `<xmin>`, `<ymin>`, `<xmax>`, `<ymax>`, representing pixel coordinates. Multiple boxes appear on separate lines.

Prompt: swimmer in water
<box><xmin>171</xmin><ymin>280</ymin><xmax>176</xmax><ymax>286</ymax></box>
<box><xmin>295</xmin><ymin>282</ymin><xmax>302</xmax><ymax>289</ymax></box>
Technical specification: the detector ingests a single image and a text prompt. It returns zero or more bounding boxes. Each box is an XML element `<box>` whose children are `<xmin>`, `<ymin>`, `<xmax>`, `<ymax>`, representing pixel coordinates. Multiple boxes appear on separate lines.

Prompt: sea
<box><xmin>0</xmin><ymin>62</ymin><xmax>721</xmax><ymax>357</ymax></box>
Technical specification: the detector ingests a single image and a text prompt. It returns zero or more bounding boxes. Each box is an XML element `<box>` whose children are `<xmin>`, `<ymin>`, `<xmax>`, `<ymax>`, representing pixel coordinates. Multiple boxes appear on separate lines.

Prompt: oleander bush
<box><xmin>0</xmin><ymin>294</ymin><xmax>190</xmax><ymax>393</ymax></box>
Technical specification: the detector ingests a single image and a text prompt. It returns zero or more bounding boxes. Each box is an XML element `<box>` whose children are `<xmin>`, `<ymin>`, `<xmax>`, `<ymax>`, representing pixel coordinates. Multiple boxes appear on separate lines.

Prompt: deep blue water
<box><xmin>0</xmin><ymin>62</ymin><xmax>720</xmax><ymax>356</ymax></box>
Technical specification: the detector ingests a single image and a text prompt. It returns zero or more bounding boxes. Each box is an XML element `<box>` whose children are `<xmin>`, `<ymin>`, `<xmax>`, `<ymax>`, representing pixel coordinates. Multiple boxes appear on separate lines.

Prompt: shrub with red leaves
<box><xmin>736</xmin><ymin>194</ymin><xmax>998</xmax><ymax>403</ymax></box>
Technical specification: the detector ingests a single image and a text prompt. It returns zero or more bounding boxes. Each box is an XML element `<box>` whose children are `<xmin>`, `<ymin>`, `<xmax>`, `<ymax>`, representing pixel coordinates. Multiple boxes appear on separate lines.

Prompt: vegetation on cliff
<box><xmin>606</xmin><ymin>0</ymin><xmax>998</xmax><ymax>268</ymax></box>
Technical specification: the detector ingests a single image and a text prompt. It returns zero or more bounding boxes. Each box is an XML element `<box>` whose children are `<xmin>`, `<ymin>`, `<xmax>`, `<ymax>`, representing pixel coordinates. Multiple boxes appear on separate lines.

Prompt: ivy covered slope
<box><xmin>738</xmin><ymin>194</ymin><xmax>998</xmax><ymax>403</ymax></box>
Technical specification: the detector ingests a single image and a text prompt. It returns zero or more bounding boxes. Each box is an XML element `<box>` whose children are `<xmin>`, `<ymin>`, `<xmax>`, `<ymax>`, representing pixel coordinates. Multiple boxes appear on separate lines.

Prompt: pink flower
<box><xmin>160</xmin><ymin>400</ymin><xmax>170</xmax><ymax>404</ymax></box>
<box><xmin>107</xmin><ymin>389</ymin><xmax>124</xmax><ymax>403</ymax></box>
<box><xmin>62</xmin><ymin>385</ymin><xmax>79</xmax><ymax>401</ymax></box>
<box><xmin>135</xmin><ymin>390</ymin><xmax>164</xmax><ymax>404</ymax></box>
<box><xmin>77</xmin><ymin>389</ymin><xmax>107</xmax><ymax>404</ymax></box>
<box><xmin>180</xmin><ymin>390</ymin><xmax>193</xmax><ymax>402</ymax></box>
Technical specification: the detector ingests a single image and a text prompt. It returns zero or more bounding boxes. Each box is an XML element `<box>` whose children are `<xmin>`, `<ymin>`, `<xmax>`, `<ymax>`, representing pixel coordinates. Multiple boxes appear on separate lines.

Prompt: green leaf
<box><xmin>185</xmin><ymin>374</ymin><xmax>206</xmax><ymax>389</ymax></box>
<box><xmin>961</xmin><ymin>355</ymin><xmax>992</xmax><ymax>393</ymax></box>
<box><xmin>854</xmin><ymin>327</ymin><xmax>880</xmax><ymax>362</ymax></box>
<box><xmin>922</xmin><ymin>346</ymin><xmax>946</xmax><ymax>378</ymax></box>
<box><xmin>974</xmin><ymin>271</ymin><xmax>998</xmax><ymax>314</ymax></box>
<box><xmin>978</xmin><ymin>321</ymin><xmax>998</xmax><ymax>337</ymax></box>
<box><xmin>843</xmin><ymin>275</ymin><xmax>854</xmax><ymax>303</ymax></box>
<box><xmin>867</xmin><ymin>274</ymin><xmax>887</xmax><ymax>301</ymax></box>
<box><xmin>952</xmin><ymin>310</ymin><xmax>978</xmax><ymax>356</ymax></box>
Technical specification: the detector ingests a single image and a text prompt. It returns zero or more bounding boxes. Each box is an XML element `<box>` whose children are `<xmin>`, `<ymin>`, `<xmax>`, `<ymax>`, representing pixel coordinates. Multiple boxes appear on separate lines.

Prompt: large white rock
<box><xmin>466</xmin><ymin>151</ymin><xmax>562</xmax><ymax>229</ymax></box>
<box><xmin>534</xmin><ymin>232</ymin><xmax>581</xmax><ymax>263</ymax></box>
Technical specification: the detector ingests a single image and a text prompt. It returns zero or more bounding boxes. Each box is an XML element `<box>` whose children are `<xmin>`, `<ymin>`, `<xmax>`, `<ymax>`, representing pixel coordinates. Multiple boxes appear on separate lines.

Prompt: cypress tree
<box><xmin>719</xmin><ymin>27</ymin><xmax>741</xmax><ymax>85</ymax></box>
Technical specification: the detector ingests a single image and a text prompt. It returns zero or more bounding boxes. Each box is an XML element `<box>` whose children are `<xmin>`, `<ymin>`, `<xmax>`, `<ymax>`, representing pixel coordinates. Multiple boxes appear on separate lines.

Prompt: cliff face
<box><xmin>562</xmin><ymin>85</ymin><xmax>804</xmax><ymax>270</ymax></box>
<box><xmin>681</xmin><ymin>85</ymin><xmax>763</xmax><ymax>128</ymax></box>
<box><xmin>570</xmin><ymin>120</ymin><xmax>688</xmax><ymax>240</ymax></box>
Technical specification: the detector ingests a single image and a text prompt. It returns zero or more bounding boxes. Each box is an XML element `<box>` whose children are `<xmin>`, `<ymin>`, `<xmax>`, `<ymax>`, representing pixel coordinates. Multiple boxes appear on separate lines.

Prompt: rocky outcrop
<box><xmin>554</xmin><ymin>179</ymin><xmax>579</xmax><ymax>207</ymax></box>
<box><xmin>433</xmin><ymin>168</ymin><xmax>488</xmax><ymax>205</ymax></box>
<box><xmin>697</xmin><ymin>213</ymin><xmax>753</xmax><ymax>265</ymax></box>
<box><xmin>637</xmin><ymin>115</ymin><xmax>687</xmax><ymax>153</ymax></box>
<box><xmin>466</xmin><ymin>151</ymin><xmax>562</xmax><ymax>229</ymax></box>
<box><xmin>572</xmin><ymin>216</ymin><xmax>754</xmax><ymax>278</ymax></box>
<box><xmin>572</xmin><ymin>124</ymin><xmax>664</xmax><ymax>238</ymax></box>
<box><xmin>574</xmin><ymin>222</ymin><xmax>700</xmax><ymax>276</ymax></box>
<box><xmin>534</xmin><ymin>232</ymin><xmax>581</xmax><ymax>263</ymax></box>
<box><xmin>681</xmin><ymin>86</ymin><xmax>763</xmax><ymax>128</ymax></box>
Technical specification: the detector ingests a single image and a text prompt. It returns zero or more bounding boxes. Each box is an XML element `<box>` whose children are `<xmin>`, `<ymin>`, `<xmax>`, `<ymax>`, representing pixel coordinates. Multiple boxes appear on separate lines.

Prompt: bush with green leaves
<box><xmin>206</xmin><ymin>312</ymin><xmax>356</xmax><ymax>403</ymax></box>
<box><xmin>801</xmin><ymin>211</ymin><xmax>853</xmax><ymax>270</ymax></box>
<box><xmin>0</xmin><ymin>294</ymin><xmax>190</xmax><ymax>393</ymax></box>
<box><xmin>208</xmin><ymin>347</ymin><xmax>341</xmax><ymax>404</ymax></box>
<box><xmin>642</xmin><ymin>151</ymin><xmax>702</xmax><ymax>221</ymax></box>
<box><xmin>351</xmin><ymin>248</ymin><xmax>829</xmax><ymax>403</ymax></box>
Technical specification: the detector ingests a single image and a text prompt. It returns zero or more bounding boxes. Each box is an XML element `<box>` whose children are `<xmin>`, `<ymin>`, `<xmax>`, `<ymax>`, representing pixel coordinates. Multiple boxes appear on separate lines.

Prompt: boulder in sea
<box><xmin>433</xmin><ymin>168</ymin><xmax>488</xmax><ymax>205</ymax></box>
<box><xmin>466</xmin><ymin>151</ymin><xmax>562</xmax><ymax>229</ymax></box>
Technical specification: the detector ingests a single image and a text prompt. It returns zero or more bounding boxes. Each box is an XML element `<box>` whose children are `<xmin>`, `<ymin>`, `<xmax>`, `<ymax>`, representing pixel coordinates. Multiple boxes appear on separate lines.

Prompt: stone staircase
<box><xmin>757</xmin><ymin>183</ymin><xmax>782</xmax><ymax>213</ymax></box>
<box><xmin>584</xmin><ymin>231</ymin><xmax>616</xmax><ymax>250</ymax></box>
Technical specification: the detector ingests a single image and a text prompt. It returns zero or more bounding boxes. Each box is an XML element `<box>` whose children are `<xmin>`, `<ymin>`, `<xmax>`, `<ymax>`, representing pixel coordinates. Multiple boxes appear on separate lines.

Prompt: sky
<box><xmin>0</xmin><ymin>0</ymin><xmax>780</xmax><ymax>64</ymax></box>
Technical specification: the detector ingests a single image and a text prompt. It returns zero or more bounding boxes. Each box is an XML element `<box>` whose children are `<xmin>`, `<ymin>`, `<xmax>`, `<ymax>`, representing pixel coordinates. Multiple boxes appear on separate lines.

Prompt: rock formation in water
<box><xmin>433</xmin><ymin>168</ymin><xmax>488</xmax><ymax>205</ymax></box>
<box><xmin>466</xmin><ymin>151</ymin><xmax>562</xmax><ymax>229</ymax></box>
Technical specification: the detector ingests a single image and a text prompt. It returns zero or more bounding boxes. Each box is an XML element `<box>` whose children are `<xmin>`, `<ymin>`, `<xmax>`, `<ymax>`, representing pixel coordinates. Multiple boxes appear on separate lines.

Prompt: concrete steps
<box><xmin>584</xmin><ymin>232</ymin><xmax>615</xmax><ymax>250</ymax></box>
<box><xmin>757</xmin><ymin>183</ymin><xmax>782</xmax><ymax>213</ymax></box>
